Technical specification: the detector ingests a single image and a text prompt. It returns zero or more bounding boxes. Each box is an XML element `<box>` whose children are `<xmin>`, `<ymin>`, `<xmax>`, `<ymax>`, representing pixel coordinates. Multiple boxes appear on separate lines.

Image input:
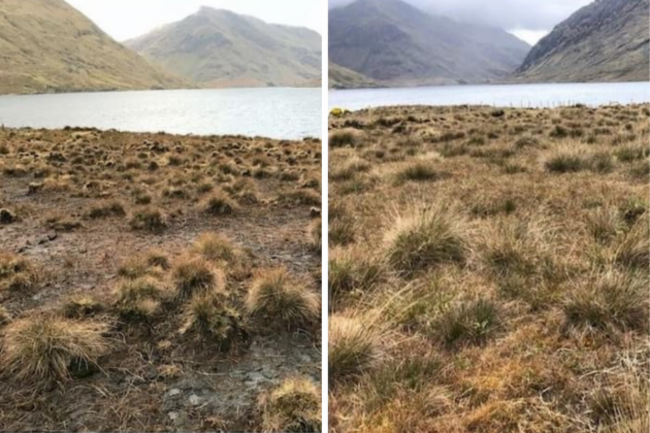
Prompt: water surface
<box><xmin>330</xmin><ymin>82</ymin><xmax>650</xmax><ymax>111</ymax></box>
<box><xmin>0</xmin><ymin>88</ymin><xmax>322</xmax><ymax>140</ymax></box>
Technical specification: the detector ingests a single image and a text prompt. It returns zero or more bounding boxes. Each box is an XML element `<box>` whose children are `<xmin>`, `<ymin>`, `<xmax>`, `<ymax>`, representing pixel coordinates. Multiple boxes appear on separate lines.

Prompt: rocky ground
<box><xmin>0</xmin><ymin>127</ymin><xmax>322</xmax><ymax>432</ymax></box>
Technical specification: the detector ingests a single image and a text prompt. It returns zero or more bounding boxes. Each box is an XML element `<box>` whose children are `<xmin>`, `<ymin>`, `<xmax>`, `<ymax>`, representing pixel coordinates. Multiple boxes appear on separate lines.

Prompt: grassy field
<box><xmin>328</xmin><ymin>104</ymin><xmax>649</xmax><ymax>433</ymax></box>
<box><xmin>0</xmin><ymin>128</ymin><xmax>322</xmax><ymax>431</ymax></box>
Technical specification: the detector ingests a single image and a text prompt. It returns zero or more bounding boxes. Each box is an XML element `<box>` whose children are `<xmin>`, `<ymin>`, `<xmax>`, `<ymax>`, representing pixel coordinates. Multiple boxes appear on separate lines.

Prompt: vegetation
<box><xmin>0</xmin><ymin>128</ymin><xmax>321</xmax><ymax>431</ymax></box>
<box><xmin>0</xmin><ymin>0</ymin><xmax>184</xmax><ymax>95</ymax></box>
<box><xmin>329</xmin><ymin>104</ymin><xmax>649</xmax><ymax>432</ymax></box>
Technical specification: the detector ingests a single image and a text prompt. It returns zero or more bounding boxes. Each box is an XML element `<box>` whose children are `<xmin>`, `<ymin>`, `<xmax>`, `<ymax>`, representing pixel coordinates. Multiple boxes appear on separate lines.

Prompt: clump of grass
<box><xmin>384</xmin><ymin>205</ymin><xmax>470</xmax><ymax>277</ymax></box>
<box><xmin>259</xmin><ymin>376</ymin><xmax>321</xmax><ymax>433</ymax></box>
<box><xmin>613</xmin><ymin>215</ymin><xmax>649</xmax><ymax>269</ymax></box>
<box><xmin>329</xmin><ymin>315</ymin><xmax>379</xmax><ymax>383</ymax></box>
<box><xmin>115</xmin><ymin>277</ymin><xmax>166</xmax><ymax>320</ymax></box>
<box><xmin>586</xmin><ymin>207</ymin><xmax>624</xmax><ymax>244</ymax></box>
<box><xmin>192</xmin><ymin>232</ymin><xmax>242</xmax><ymax>265</ymax></box>
<box><xmin>329</xmin><ymin>130</ymin><xmax>358</xmax><ymax>148</ymax></box>
<box><xmin>224</xmin><ymin>178</ymin><xmax>260</xmax><ymax>204</ymax></box>
<box><xmin>563</xmin><ymin>270</ymin><xmax>647</xmax><ymax>331</ymax></box>
<box><xmin>245</xmin><ymin>268</ymin><xmax>319</xmax><ymax>328</ymax></box>
<box><xmin>129</xmin><ymin>207</ymin><xmax>167</xmax><ymax>233</ymax></box>
<box><xmin>329</xmin><ymin>216</ymin><xmax>355</xmax><ymax>246</ymax></box>
<box><xmin>542</xmin><ymin>146</ymin><xmax>586</xmax><ymax>173</ymax></box>
<box><xmin>0</xmin><ymin>251</ymin><xmax>39</xmax><ymax>293</ymax></box>
<box><xmin>1</xmin><ymin>315</ymin><xmax>109</xmax><ymax>383</ymax></box>
<box><xmin>330</xmin><ymin>156</ymin><xmax>372</xmax><ymax>181</ymax></box>
<box><xmin>172</xmin><ymin>256</ymin><xmax>223</xmax><ymax>300</ymax></box>
<box><xmin>145</xmin><ymin>250</ymin><xmax>170</xmax><ymax>270</ymax></box>
<box><xmin>180</xmin><ymin>293</ymin><xmax>246</xmax><ymax>349</ymax></box>
<box><xmin>202</xmin><ymin>190</ymin><xmax>239</xmax><ymax>215</ymax></box>
<box><xmin>86</xmin><ymin>201</ymin><xmax>126</xmax><ymax>219</ymax></box>
<box><xmin>63</xmin><ymin>295</ymin><xmax>105</xmax><ymax>319</ymax></box>
<box><xmin>395</xmin><ymin>160</ymin><xmax>444</xmax><ymax>183</ymax></box>
<box><xmin>329</xmin><ymin>248</ymin><xmax>382</xmax><ymax>304</ymax></box>
<box><xmin>279</xmin><ymin>189</ymin><xmax>322</xmax><ymax>206</ymax></box>
<box><xmin>435</xmin><ymin>298</ymin><xmax>502</xmax><ymax>347</ymax></box>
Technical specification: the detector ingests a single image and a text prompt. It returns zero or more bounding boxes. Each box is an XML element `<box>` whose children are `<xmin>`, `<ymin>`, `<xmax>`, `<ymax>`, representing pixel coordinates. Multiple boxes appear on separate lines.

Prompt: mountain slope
<box><xmin>514</xmin><ymin>0</ymin><xmax>649</xmax><ymax>83</ymax></box>
<box><xmin>126</xmin><ymin>7</ymin><xmax>322</xmax><ymax>88</ymax></box>
<box><xmin>0</xmin><ymin>0</ymin><xmax>185</xmax><ymax>95</ymax></box>
<box><xmin>329</xmin><ymin>0</ymin><xmax>530</xmax><ymax>87</ymax></box>
<box><xmin>329</xmin><ymin>62</ymin><xmax>378</xmax><ymax>89</ymax></box>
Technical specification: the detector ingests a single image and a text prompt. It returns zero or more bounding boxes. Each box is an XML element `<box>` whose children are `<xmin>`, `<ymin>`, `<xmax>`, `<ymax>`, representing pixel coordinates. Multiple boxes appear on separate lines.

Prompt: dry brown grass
<box><xmin>329</xmin><ymin>104</ymin><xmax>649</xmax><ymax>433</ymax></box>
<box><xmin>1</xmin><ymin>315</ymin><xmax>110</xmax><ymax>384</ymax></box>
<box><xmin>0</xmin><ymin>127</ymin><xmax>322</xmax><ymax>431</ymax></box>
<box><xmin>245</xmin><ymin>267</ymin><xmax>320</xmax><ymax>329</ymax></box>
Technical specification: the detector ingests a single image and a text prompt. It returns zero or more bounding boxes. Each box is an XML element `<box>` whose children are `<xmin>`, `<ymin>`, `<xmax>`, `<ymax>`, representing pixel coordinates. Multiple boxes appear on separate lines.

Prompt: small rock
<box><xmin>167</xmin><ymin>412</ymin><xmax>179</xmax><ymax>421</ymax></box>
<box><xmin>167</xmin><ymin>388</ymin><xmax>182</xmax><ymax>397</ymax></box>
<box><xmin>188</xmin><ymin>394</ymin><xmax>202</xmax><ymax>406</ymax></box>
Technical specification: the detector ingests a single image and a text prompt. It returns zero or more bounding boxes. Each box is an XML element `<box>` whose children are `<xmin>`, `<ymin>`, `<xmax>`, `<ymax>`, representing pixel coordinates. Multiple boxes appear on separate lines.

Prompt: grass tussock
<box><xmin>180</xmin><ymin>293</ymin><xmax>247</xmax><ymax>348</ymax></box>
<box><xmin>202</xmin><ymin>190</ymin><xmax>239</xmax><ymax>215</ymax></box>
<box><xmin>245</xmin><ymin>268</ymin><xmax>320</xmax><ymax>328</ymax></box>
<box><xmin>0</xmin><ymin>252</ymin><xmax>39</xmax><ymax>293</ymax></box>
<box><xmin>329</xmin><ymin>315</ymin><xmax>380</xmax><ymax>384</ymax></box>
<box><xmin>192</xmin><ymin>232</ymin><xmax>243</xmax><ymax>265</ymax></box>
<box><xmin>563</xmin><ymin>270</ymin><xmax>648</xmax><ymax>332</ymax></box>
<box><xmin>1</xmin><ymin>315</ymin><xmax>109</xmax><ymax>383</ymax></box>
<box><xmin>384</xmin><ymin>205</ymin><xmax>470</xmax><ymax>277</ymax></box>
<box><xmin>172</xmin><ymin>256</ymin><xmax>224</xmax><ymax>300</ymax></box>
<box><xmin>129</xmin><ymin>207</ymin><xmax>167</xmax><ymax>233</ymax></box>
<box><xmin>259</xmin><ymin>376</ymin><xmax>321</xmax><ymax>433</ymax></box>
<box><xmin>115</xmin><ymin>276</ymin><xmax>166</xmax><ymax>320</ymax></box>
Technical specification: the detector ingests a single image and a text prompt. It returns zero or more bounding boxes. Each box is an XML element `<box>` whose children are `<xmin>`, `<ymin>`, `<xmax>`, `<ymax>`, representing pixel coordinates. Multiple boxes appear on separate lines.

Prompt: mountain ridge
<box><xmin>126</xmin><ymin>7</ymin><xmax>322</xmax><ymax>88</ymax></box>
<box><xmin>329</xmin><ymin>0</ymin><xmax>531</xmax><ymax>87</ymax></box>
<box><xmin>514</xmin><ymin>0</ymin><xmax>650</xmax><ymax>83</ymax></box>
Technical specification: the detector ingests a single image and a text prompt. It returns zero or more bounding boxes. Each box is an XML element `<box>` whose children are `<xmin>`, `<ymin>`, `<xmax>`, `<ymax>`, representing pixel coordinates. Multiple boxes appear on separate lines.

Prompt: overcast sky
<box><xmin>328</xmin><ymin>0</ymin><xmax>593</xmax><ymax>44</ymax></box>
<box><xmin>66</xmin><ymin>0</ymin><xmax>324</xmax><ymax>41</ymax></box>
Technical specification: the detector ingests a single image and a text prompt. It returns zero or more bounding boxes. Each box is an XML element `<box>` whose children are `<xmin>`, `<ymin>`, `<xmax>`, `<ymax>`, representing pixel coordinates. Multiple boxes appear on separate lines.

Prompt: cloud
<box><xmin>329</xmin><ymin>0</ymin><xmax>593</xmax><ymax>32</ymax></box>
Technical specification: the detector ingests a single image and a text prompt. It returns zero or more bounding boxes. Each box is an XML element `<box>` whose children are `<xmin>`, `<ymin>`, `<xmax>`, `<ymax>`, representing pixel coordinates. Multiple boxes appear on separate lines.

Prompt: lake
<box><xmin>329</xmin><ymin>81</ymin><xmax>650</xmax><ymax>111</ymax></box>
<box><xmin>0</xmin><ymin>88</ymin><xmax>322</xmax><ymax>140</ymax></box>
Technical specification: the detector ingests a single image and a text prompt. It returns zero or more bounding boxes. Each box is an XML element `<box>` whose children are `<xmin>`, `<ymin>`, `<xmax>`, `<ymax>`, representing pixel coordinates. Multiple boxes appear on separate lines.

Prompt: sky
<box><xmin>66</xmin><ymin>0</ymin><xmax>324</xmax><ymax>41</ymax></box>
<box><xmin>328</xmin><ymin>0</ymin><xmax>594</xmax><ymax>45</ymax></box>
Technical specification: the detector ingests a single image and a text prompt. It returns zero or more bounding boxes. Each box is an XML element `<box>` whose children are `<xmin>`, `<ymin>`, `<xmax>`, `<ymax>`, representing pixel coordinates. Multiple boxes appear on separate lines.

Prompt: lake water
<box><xmin>0</xmin><ymin>88</ymin><xmax>322</xmax><ymax>140</ymax></box>
<box><xmin>329</xmin><ymin>82</ymin><xmax>650</xmax><ymax>111</ymax></box>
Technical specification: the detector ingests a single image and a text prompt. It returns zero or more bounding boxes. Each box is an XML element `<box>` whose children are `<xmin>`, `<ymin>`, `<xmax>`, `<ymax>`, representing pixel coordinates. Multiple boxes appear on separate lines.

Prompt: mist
<box><xmin>329</xmin><ymin>0</ymin><xmax>593</xmax><ymax>43</ymax></box>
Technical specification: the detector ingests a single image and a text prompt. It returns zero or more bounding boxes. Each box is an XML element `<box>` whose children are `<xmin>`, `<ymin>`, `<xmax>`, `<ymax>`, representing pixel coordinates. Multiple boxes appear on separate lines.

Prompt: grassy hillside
<box><xmin>0</xmin><ymin>0</ymin><xmax>186</xmax><ymax>95</ymax></box>
<box><xmin>329</xmin><ymin>62</ymin><xmax>379</xmax><ymax>89</ymax></box>
<box><xmin>329</xmin><ymin>104</ymin><xmax>649</xmax><ymax>432</ymax></box>
<box><xmin>126</xmin><ymin>7</ymin><xmax>322</xmax><ymax>88</ymax></box>
<box><xmin>515</xmin><ymin>0</ymin><xmax>650</xmax><ymax>83</ymax></box>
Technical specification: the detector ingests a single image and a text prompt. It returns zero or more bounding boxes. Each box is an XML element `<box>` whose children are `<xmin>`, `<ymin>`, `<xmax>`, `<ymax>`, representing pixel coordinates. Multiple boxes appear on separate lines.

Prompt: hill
<box><xmin>126</xmin><ymin>7</ymin><xmax>322</xmax><ymax>88</ymax></box>
<box><xmin>329</xmin><ymin>62</ymin><xmax>378</xmax><ymax>89</ymax></box>
<box><xmin>329</xmin><ymin>0</ymin><xmax>530</xmax><ymax>87</ymax></box>
<box><xmin>0</xmin><ymin>0</ymin><xmax>185</xmax><ymax>95</ymax></box>
<box><xmin>514</xmin><ymin>0</ymin><xmax>650</xmax><ymax>83</ymax></box>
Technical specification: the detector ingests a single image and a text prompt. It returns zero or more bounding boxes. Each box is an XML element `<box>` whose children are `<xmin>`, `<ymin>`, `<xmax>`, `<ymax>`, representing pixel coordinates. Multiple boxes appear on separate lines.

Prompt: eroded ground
<box><xmin>0</xmin><ymin>128</ymin><xmax>322</xmax><ymax>432</ymax></box>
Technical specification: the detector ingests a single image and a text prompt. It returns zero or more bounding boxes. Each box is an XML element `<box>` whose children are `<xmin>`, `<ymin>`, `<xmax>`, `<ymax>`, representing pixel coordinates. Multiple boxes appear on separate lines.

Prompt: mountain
<box><xmin>329</xmin><ymin>0</ymin><xmax>531</xmax><ymax>87</ymax></box>
<box><xmin>329</xmin><ymin>62</ymin><xmax>378</xmax><ymax>89</ymax></box>
<box><xmin>0</xmin><ymin>0</ymin><xmax>185</xmax><ymax>95</ymax></box>
<box><xmin>514</xmin><ymin>0</ymin><xmax>650</xmax><ymax>83</ymax></box>
<box><xmin>126</xmin><ymin>7</ymin><xmax>322</xmax><ymax>88</ymax></box>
